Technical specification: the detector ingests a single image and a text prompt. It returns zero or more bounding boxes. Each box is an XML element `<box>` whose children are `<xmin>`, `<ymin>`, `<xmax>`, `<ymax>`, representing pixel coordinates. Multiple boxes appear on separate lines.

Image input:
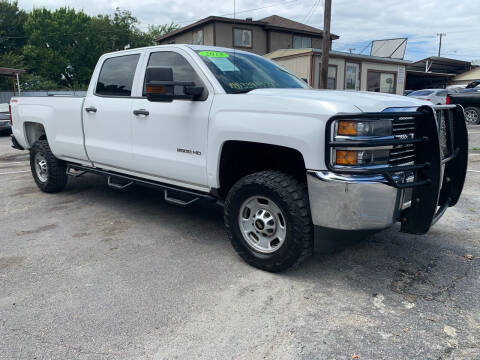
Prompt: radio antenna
<box><xmin>233</xmin><ymin>0</ymin><xmax>236</xmax><ymax>67</ymax></box>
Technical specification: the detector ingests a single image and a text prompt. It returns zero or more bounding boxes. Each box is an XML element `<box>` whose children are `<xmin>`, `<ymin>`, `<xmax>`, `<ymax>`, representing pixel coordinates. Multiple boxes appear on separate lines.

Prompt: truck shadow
<box><xmin>64</xmin><ymin>174</ymin><xmax>477</xmax><ymax>307</ymax></box>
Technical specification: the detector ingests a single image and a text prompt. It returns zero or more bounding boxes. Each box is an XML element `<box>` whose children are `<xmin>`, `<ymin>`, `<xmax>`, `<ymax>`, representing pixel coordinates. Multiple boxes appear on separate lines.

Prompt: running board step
<box><xmin>164</xmin><ymin>189</ymin><xmax>198</xmax><ymax>206</ymax></box>
<box><xmin>65</xmin><ymin>163</ymin><xmax>215</xmax><ymax>205</ymax></box>
<box><xmin>107</xmin><ymin>176</ymin><xmax>134</xmax><ymax>190</ymax></box>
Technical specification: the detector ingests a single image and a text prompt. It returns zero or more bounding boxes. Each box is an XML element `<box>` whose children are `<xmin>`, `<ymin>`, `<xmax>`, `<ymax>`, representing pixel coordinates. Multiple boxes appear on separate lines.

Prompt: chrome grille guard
<box><xmin>325</xmin><ymin>105</ymin><xmax>468</xmax><ymax>235</ymax></box>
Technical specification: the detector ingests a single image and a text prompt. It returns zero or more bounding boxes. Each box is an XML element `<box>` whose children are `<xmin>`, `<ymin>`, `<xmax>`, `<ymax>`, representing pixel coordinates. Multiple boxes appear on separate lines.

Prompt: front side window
<box><xmin>192</xmin><ymin>29</ymin><xmax>203</xmax><ymax>45</ymax></box>
<box><xmin>96</xmin><ymin>54</ymin><xmax>140</xmax><ymax>96</ymax></box>
<box><xmin>233</xmin><ymin>28</ymin><xmax>252</xmax><ymax>48</ymax></box>
<box><xmin>293</xmin><ymin>35</ymin><xmax>312</xmax><ymax>49</ymax></box>
<box><xmin>144</xmin><ymin>51</ymin><xmax>205</xmax><ymax>99</ymax></box>
<box><xmin>196</xmin><ymin>50</ymin><xmax>309</xmax><ymax>94</ymax></box>
<box><xmin>367</xmin><ymin>71</ymin><xmax>396</xmax><ymax>94</ymax></box>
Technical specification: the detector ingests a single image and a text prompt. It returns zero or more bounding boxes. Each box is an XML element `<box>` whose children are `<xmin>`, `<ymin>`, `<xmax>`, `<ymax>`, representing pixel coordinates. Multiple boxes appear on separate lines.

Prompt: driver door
<box><xmin>129</xmin><ymin>49</ymin><xmax>213</xmax><ymax>189</ymax></box>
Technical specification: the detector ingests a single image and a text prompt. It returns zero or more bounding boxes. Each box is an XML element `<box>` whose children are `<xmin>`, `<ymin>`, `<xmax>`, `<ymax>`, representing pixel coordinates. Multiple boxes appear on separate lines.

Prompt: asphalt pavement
<box><xmin>0</xmin><ymin>127</ymin><xmax>479</xmax><ymax>360</ymax></box>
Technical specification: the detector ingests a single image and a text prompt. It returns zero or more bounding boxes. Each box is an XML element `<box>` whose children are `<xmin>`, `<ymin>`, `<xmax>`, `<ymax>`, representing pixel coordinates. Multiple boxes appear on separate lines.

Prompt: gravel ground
<box><xmin>0</xmin><ymin>127</ymin><xmax>479</xmax><ymax>360</ymax></box>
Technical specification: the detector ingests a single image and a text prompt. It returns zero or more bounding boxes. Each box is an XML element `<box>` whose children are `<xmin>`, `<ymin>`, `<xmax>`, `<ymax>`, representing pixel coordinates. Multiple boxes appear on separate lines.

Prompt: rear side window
<box><xmin>96</xmin><ymin>54</ymin><xmax>140</xmax><ymax>97</ymax></box>
<box><xmin>143</xmin><ymin>51</ymin><xmax>206</xmax><ymax>99</ymax></box>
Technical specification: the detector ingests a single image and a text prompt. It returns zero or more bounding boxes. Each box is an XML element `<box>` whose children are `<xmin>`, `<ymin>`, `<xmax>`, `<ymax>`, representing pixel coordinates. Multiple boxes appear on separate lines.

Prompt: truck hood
<box><xmin>247</xmin><ymin>88</ymin><xmax>430</xmax><ymax>113</ymax></box>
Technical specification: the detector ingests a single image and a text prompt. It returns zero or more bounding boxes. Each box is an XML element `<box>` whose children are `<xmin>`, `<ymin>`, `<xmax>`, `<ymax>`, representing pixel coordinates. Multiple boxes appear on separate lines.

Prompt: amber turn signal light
<box><xmin>336</xmin><ymin>150</ymin><xmax>358</xmax><ymax>165</ymax></box>
<box><xmin>337</xmin><ymin>120</ymin><xmax>357</xmax><ymax>136</ymax></box>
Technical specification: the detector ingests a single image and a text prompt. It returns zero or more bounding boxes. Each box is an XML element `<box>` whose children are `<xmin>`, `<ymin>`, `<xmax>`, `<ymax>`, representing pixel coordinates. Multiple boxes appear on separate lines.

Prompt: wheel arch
<box><xmin>24</xmin><ymin>122</ymin><xmax>47</xmax><ymax>147</ymax></box>
<box><xmin>216</xmin><ymin>140</ymin><xmax>307</xmax><ymax>198</ymax></box>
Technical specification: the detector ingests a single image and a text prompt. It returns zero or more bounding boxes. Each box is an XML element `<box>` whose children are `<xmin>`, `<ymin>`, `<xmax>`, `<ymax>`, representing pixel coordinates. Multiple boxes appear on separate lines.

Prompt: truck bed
<box><xmin>10</xmin><ymin>96</ymin><xmax>89</xmax><ymax>163</ymax></box>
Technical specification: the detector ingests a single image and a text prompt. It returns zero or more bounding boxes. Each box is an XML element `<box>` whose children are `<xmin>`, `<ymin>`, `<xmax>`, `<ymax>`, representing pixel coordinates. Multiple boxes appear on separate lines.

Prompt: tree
<box><xmin>0</xmin><ymin>1</ymin><xmax>27</xmax><ymax>55</ymax></box>
<box><xmin>22</xmin><ymin>7</ymin><xmax>93</xmax><ymax>87</ymax></box>
<box><xmin>2</xmin><ymin>4</ymin><xmax>180</xmax><ymax>89</ymax></box>
<box><xmin>144</xmin><ymin>23</ymin><xmax>179</xmax><ymax>45</ymax></box>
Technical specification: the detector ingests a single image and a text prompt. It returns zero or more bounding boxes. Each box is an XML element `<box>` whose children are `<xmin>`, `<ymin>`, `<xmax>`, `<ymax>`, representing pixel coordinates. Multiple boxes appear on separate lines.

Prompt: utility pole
<box><xmin>348</xmin><ymin>48</ymin><xmax>355</xmax><ymax>54</ymax></box>
<box><xmin>319</xmin><ymin>0</ymin><xmax>332</xmax><ymax>89</ymax></box>
<box><xmin>437</xmin><ymin>33</ymin><xmax>446</xmax><ymax>57</ymax></box>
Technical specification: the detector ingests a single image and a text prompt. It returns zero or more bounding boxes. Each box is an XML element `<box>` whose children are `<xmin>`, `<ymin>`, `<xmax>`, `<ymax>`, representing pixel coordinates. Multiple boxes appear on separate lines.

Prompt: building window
<box><xmin>192</xmin><ymin>29</ymin><xmax>203</xmax><ymax>45</ymax></box>
<box><xmin>345</xmin><ymin>62</ymin><xmax>360</xmax><ymax>91</ymax></box>
<box><xmin>367</xmin><ymin>70</ymin><xmax>396</xmax><ymax>93</ymax></box>
<box><xmin>327</xmin><ymin>65</ymin><xmax>337</xmax><ymax>89</ymax></box>
<box><xmin>293</xmin><ymin>35</ymin><xmax>311</xmax><ymax>49</ymax></box>
<box><xmin>233</xmin><ymin>28</ymin><xmax>252</xmax><ymax>48</ymax></box>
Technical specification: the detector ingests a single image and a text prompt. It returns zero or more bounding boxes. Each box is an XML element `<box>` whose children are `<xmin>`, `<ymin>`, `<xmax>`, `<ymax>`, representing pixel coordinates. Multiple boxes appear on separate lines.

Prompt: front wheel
<box><xmin>464</xmin><ymin>106</ymin><xmax>480</xmax><ymax>125</ymax></box>
<box><xmin>30</xmin><ymin>140</ymin><xmax>68</xmax><ymax>193</ymax></box>
<box><xmin>224</xmin><ymin>171</ymin><xmax>313</xmax><ymax>272</ymax></box>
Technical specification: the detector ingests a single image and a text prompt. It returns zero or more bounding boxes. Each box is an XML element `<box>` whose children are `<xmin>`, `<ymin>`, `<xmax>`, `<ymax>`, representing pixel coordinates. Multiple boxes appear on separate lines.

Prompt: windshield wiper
<box><xmin>230</xmin><ymin>88</ymin><xmax>257</xmax><ymax>94</ymax></box>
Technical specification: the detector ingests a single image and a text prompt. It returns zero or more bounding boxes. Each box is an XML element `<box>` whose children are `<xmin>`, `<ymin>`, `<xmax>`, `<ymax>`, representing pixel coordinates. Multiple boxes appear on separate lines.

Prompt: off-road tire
<box><xmin>224</xmin><ymin>170</ymin><xmax>313</xmax><ymax>272</ymax></box>
<box><xmin>30</xmin><ymin>140</ymin><xmax>68</xmax><ymax>193</ymax></box>
<box><xmin>464</xmin><ymin>106</ymin><xmax>480</xmax><ymax>125</ymax></box>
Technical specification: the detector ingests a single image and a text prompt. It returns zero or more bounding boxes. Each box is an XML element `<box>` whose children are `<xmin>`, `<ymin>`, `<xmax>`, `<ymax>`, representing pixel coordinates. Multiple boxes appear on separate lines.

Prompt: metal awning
<box><xmin>0</xmin><ymin>67</ymin><xmax>26</xmax><ymax>95</ymax></box>
<box><xmin>0</xmin><ymin>67</ymin><xmax>26</xmax><ymax>76</ymax></box>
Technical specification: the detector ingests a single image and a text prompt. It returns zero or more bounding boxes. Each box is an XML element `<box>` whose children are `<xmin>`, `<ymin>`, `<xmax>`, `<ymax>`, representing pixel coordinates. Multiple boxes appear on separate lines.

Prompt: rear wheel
<box><xmin>30</xmin><ymin>140</ymin><xmax>68</xmax><ymax>193</ymax></box>
<box><xmin>464</xmin><ymin>106</ymin><xmax>480</xmax><ymax>125</ymax></box>
<box><xmin>224</xmin><ymin>171</ymin><xmax>313</xmax><ymax>272</ymax></box>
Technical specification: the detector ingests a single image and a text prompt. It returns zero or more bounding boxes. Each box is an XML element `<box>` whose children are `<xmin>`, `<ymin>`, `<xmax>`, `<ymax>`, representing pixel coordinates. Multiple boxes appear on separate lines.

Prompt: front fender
<box><xmin>207</xmin><ymin>109</ymin><xmax>327</xmax><ymax>188</ymax></box>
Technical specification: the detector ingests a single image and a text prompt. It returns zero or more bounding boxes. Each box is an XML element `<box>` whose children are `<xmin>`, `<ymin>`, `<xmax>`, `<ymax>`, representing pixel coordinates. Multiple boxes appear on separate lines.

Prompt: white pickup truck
<box><xmin>10</xmin><ymin>45</ymin><xmax>468</xmax><ymax>272</ymax></box>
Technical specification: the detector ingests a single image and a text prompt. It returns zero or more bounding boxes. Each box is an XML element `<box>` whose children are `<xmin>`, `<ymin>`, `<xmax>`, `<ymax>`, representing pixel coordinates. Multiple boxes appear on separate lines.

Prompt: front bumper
<box><xmin>307</xmin><ymin>104</ymin><xmax>468</xmax><ymax>235</ymax></box>
<box><xmin>307</xmin><ymin>171</ymin><xmax>408</xmax><ymax>231</ymax></box>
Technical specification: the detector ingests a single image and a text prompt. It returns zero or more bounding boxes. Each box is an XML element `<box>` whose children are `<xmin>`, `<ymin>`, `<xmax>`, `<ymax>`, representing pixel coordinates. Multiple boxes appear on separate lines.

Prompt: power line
<box><xmin>303</xmin><ymin>0</ymin><xmax>322</xmax><ymax>24</ymax></box>
<box><xmin>173</xmin><ymin>0</ymin><xmax>300</xmax><ymax>25</ymax></box>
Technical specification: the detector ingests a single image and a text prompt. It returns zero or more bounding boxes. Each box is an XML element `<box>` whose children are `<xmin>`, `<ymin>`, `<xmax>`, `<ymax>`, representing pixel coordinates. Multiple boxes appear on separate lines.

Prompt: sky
<box><xmin>17</xmin><ymin>0</ymin><xmax>480</xmax><ymax>63</ymax></box>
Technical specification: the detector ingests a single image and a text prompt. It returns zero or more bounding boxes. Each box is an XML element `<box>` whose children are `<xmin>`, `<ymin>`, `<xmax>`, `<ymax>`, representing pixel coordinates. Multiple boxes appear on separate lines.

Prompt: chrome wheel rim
<box><xmin>465</xmin><ymin>109</ymin><xmax>479</xmax><ymax>125</ymax></box>
<box><xmin>34</xmin><ymin>153</ymin><xmax>48</xmax><ymax>183</ymax></box>
<box><xmin>238</xmin><ymin>196</ymin><xmax>287</xmax><ymax>254</ymax></box>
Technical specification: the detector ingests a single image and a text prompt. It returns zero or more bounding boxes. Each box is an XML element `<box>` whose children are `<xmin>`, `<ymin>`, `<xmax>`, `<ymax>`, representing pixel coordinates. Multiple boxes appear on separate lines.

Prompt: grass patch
<box><xmin>473</xmin><ymin>147</ymin><xmax>480</xmax><ymax>151</ymax></box>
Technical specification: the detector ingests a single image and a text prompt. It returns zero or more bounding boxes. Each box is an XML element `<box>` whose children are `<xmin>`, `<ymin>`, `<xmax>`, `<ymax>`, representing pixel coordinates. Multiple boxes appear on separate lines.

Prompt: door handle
<box><xmin>133</xmin><ymin>109</ymin><xmax>149</xmax><ymax>116</ymax></box>
<box><xmin>85</xmin><ymin>106</ymin><xmax>97</xmax><ymax>113</ymax></box>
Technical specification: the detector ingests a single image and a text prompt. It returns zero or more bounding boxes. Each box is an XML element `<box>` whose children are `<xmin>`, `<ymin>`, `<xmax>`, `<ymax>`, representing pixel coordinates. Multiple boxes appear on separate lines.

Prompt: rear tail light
<box><xmin>8</xmin><ymin>104</ymin><xmax>12</xmax><ymax>125</ymax></box>
<box><xmin>445</xmin><ymin>95</ymin><xmax>451</xmax><ymax>104</ymax></box>
<box><xmin>425</xmin><ymin>99</ymin><xmax>431</xmax><ymax>102</ymax></box>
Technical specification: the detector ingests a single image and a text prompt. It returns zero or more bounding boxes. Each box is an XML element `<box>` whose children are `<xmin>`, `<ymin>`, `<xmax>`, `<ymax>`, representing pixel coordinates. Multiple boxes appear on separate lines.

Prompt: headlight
<box><xmin>333</xmin><ymin>119</ymin><xmax>393</xmax><ymax>167</ymax></box>
<box><xmin>337</xmin><ymin>120</ymin><xmax>392</xmax><ymax>137</ymax></box>
<box><xmin>335</xmin><ymin>149</ymin><xmax>389</xmax><ymax>166</ymax></box>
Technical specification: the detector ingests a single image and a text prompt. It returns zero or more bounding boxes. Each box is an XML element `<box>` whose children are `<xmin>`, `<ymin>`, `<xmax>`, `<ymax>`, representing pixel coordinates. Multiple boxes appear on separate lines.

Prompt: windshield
<box><xmin>408</xmin><ymin>90</ymin><xmax>434</xmax><ymax>96</ymax></box>
<box><xmin>195</xmin><ymin>50</ymin><xmax>309</xmax><ymax>94</ymax></box>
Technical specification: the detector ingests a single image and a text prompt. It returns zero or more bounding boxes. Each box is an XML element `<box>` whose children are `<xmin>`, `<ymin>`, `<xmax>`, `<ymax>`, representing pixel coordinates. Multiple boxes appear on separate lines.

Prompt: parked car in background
<box><xmin>0</xmin><ymin>103</ymin><xmax>11</xmax><ymax>134</ymax></box>
<box><xmin>465</xmin><ymin>80</ymin><xmax>480</xmax><ymax>89</ymax></box>
<box><xmin>407</xmin><ymin>89</ymin><xmax>449</xmax><ymax>105</ymax></box>
<box><xmin>460</xmin><ymin>87</ymin><xmax>480</xmax><ymax>93</ymax></box>
<box><xmin>448</xmin><ymin>91</ymin><xmax>480</xmax><ymax>124</ymax></box>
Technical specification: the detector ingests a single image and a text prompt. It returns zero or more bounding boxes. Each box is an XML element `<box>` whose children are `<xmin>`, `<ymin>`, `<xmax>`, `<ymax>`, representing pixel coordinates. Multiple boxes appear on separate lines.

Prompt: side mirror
<box><xmin>145</xmin><ymin>66</ymin><xmax>204</xmax><ymax>102</ymax></box>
